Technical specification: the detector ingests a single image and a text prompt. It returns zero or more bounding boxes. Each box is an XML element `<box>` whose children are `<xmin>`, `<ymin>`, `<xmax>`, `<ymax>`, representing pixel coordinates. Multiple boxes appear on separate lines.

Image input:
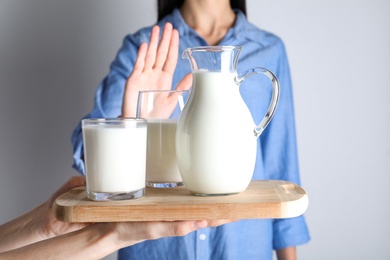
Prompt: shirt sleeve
<box><xmin>71</xmin><ymin>34</ymin><xmax>141</xmax><ymax>174</ymax></box>
<box><xmin>259</xmin><ymin>40</ymin><xmax>311</xmax><ymax>249</ymax></box>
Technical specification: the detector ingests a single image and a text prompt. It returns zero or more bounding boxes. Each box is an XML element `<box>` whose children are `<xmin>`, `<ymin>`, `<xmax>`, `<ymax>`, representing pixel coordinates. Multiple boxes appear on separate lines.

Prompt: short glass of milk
<box><xmin>82</xmin><ymin>118</ymin><xmax>147</xmax><ymax>201</ymax></box>
<box><xmin>137</xmin><ymin>89</ymin><xmax>189</xmax><ymax>188</ymax></box>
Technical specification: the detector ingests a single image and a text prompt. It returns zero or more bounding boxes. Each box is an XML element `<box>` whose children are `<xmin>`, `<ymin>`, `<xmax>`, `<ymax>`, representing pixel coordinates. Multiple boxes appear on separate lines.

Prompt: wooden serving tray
<box><xmin>54</xmin><ymin>180</ymin><xmax>308</xmax><ymax>222</ymax></box>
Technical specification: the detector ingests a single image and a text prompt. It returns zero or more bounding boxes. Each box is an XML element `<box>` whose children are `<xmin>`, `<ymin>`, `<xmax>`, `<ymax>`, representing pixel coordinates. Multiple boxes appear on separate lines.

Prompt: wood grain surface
<box><xmin>54</xmin><ymin>180</ymin><xmax>308</xmax><ymax>222</ymax></box>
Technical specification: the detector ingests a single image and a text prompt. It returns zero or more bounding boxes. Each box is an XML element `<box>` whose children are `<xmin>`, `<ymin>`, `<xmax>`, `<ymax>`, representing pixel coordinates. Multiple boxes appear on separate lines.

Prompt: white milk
<box><xmin>83</xmin><ymin>122</ymin><xmax>147</xmax><ymax>194</ymax></box>
<box><xmin>146</xmin><ymin>119</ymin><xmax>182</xmax><ymax>184</ymax></box>
<box><xmin>176</xmin><ymin>71</ymin><xmax>257</xmax><ymax>195</ymax></box>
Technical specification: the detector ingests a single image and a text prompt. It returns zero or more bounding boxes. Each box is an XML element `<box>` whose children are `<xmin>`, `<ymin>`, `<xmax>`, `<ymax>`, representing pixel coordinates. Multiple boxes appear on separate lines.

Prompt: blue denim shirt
<box><xmin>71</xmin><ymin>8</ymin><xmax>310</xmax><ymax>260</ymax></box>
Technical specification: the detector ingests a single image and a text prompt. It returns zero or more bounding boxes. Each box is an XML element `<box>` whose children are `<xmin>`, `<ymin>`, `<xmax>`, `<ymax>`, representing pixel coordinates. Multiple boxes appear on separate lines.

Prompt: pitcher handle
<box><xmin>235</xmin><ymin>67</ymin><xmax>280</xmax><ymax>137</ymax></box>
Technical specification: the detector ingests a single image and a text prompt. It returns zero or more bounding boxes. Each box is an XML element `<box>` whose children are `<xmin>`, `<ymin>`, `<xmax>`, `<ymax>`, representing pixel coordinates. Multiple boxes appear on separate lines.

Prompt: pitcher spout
<box><xmin>182</xmin><ymin>48</ymin><xmax>190</xmax><ymax>60</ymax></box>
<box><xmin>182</xmin><ymin>48</ymin><xmax>197</xmax><ymax>71</ymax></box>
<box><xmin>182</xmin><ymin>46</ymin><xmax>242</xmax><ymax>73</ymax></box>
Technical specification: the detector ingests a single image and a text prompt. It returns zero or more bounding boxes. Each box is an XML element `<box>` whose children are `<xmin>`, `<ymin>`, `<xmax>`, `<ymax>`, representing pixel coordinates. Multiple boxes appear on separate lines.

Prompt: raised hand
<box><xmin>121</xmin><ymin>23</ymin><xmax>192</xmax><ymax>118</ymax></box>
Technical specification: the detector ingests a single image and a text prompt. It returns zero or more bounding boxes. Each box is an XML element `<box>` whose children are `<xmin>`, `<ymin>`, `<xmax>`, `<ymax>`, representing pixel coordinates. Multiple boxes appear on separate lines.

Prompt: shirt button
<box><xmin>199</xmin><ymin>234</ymin><xmax>207</xmax><ymax>240</ymax></box>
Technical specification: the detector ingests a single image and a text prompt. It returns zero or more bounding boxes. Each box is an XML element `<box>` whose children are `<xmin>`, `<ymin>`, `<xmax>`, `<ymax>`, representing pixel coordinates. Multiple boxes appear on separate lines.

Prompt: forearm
<box><xmin>0</xmin><ymin>223</ymin><xmax>120</xmax><ymax>260</ymax></box>
<box><xmin>0</xmin><ymin>204</ymin><xmax>47</xmax><ymax>252</ymax></box>
<box><xmin>0</xmin><ymin>176</ymin><xmax>91</xmax><ymax>255</ymax></box>
<box><xmin>276</xmin><ymin>247</ymin><xmax>296</xmax><ymax>260</ymax></box>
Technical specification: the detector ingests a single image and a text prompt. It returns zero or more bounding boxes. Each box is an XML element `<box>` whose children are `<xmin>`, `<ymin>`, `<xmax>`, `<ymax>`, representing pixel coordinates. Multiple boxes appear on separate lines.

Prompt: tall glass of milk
<box><xmin>82</xmin><ymin>118</ymin><xmax>147</xmax><ymax>201</ymax></box>
<box><xmin>136</xmin><ymin>90</ymin><xmax>189</xmax><ymax>188</ymax></box>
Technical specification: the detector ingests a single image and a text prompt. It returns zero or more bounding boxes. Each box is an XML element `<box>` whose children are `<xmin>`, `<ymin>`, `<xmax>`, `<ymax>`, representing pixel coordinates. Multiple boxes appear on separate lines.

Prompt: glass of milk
<box><xmin>136</xmin><ymin>89</ymin><xmax>189</xmax><ymax>188</ymax></box>
<box><xmin>82</xmin><ymin>118</ymin><xmax>147</xmax><ymax>201</ymax></box>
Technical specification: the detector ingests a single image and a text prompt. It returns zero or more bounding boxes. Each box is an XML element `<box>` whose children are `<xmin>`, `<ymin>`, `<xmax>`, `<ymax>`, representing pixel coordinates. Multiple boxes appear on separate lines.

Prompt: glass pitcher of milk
<box><xmin>176</xmin><ymin>46</ymin><xmax>280</xmax><ymax>196</ymax></box>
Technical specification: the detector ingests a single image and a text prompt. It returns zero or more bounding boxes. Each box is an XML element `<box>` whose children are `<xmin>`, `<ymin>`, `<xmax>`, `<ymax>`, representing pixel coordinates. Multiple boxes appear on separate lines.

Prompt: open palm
<box><xmin>121</xmin><ymin>23</ymin><xmax>192</xmax><ymax>118</ymax></box>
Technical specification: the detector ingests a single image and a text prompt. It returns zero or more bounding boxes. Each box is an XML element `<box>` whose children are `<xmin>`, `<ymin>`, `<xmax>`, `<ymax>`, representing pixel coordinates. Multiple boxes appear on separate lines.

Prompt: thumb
<box><xmin>48</xmin><ymin>176</ymin><xmax>86</xmax><ymax>205</ymax></box>
<box><xmin>175</xmin><ymin>73</ymin><xmax>192</xmax><ymax>91</ymax></box>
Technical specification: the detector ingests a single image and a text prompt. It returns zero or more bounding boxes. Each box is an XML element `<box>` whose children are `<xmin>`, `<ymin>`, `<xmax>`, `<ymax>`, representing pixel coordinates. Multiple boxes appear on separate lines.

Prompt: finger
<box><xmin>144</xmin><ymin>25</ymin><xmax>160</xmax><ymax>70</ymax></box>
<box><xmin>154</xmin><ymin>23</ymin><xmax>173</xmax><ymax>69</ymax></box>
<box><xmin>49</xmin><ymin>176</ymin><xmax>86</xmax><ymax>203</ymax></box>
<box><xmin>160</xmin><ymin>220</ymin><xmax>208</xmax><ymax>237</ymax></box>
<box><xmin>147</xmin><ymin>220</ymin><xmax>208</xmax><ymax>239</ymax></box>
<box><xmin>206</xmin><ymin>219</ymin><xmax>238</xmax><ymax>227</ymax></box>
<box><xmin>132</xmin><ymin>42</ymin><xmax>148</xmax><ymax>77</ymax></box>
<box><xmin>167</xmin><ymin>74</ymin><xmax>192</xmax><ymax>108</ymax></box>
<box><xmin>162</xmin><ymin>28</ymin><xmax>179</xmax><ymax>74</ymax></box>
<box><xmin>175</xmin><ymin>73</ymin><xmax>192</xmax><ymax>91</ymax></box>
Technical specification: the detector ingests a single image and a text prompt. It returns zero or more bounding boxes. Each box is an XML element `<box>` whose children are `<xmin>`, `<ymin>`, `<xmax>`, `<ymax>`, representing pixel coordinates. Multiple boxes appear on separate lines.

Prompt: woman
<box><xmin>0</xmin><ymin>176</ymin><xmax>230</xmax><ymax>259</ymax></box>
<box><xmin>71</xmin><ymin>0</ymin><xmax>310</xmax><ymax>259</ymax></box>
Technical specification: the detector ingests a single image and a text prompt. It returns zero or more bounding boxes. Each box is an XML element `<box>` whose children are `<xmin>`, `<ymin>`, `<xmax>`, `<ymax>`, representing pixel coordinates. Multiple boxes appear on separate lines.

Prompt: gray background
<box><xmin>1</xmin><ymin>0</ymin><xmax>389</xmax><ymax>259</ymax></box>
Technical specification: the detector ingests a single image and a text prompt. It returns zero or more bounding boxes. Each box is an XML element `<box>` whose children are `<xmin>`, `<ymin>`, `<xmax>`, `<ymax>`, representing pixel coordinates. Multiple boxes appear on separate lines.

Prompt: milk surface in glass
<box><xmin>176</xmin><ymin>71</ymin><xmax>257</xmax><ymax>195</ymax></box>
<box><xmin>146</xmin><ymin>119</ymin><xmax>182</xmax><ymax>184</ymax></box>
<box><xmin>82</xmin><ymin>119</ymin><xmax>147</xmax><ymax>200</ymax></box>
